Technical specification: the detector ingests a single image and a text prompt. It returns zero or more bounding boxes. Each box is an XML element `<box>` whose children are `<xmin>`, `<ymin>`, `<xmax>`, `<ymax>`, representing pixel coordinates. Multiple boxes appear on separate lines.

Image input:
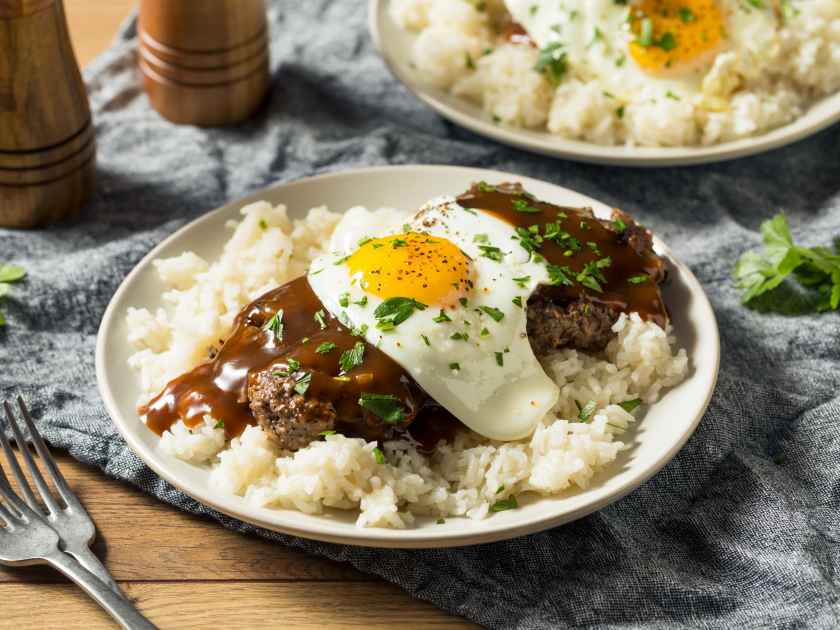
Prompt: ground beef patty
<box><xmin>248</xmin><ymin>371</ymin><xmax>336</xmax><ymax>451</ymax></box>
<box><xmin>527</xmin><ymin>210</ymin><xmax>666</xmax><ymax>355</ymax></box>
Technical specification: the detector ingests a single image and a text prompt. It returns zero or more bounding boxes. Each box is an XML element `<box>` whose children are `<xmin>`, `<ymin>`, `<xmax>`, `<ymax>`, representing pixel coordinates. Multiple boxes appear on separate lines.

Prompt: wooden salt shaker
<box><xmin>138</xmin><ymin>0</ymin><xmax>270</xmax><ymax>127</ymax></box>
<box><xmin>0</xmin><ymin>0</ymin><xmax>95</xmax><ymax>228</ymax></box>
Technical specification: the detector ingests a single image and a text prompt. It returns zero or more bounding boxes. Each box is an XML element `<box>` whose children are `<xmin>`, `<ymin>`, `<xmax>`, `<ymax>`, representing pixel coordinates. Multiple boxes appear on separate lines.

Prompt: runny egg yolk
<box><xmin>628</xmin><ymin>0</ymin><xmax>726</xmax><ymax>75</ymax></box>
<box><xmin>346</xmin><ymin>232</ymin><xmax>473</xmax><ymax>307</ymax></box>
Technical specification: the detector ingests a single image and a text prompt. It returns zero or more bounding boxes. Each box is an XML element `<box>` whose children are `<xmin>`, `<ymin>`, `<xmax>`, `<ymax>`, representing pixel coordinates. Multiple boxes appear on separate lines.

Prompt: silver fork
<box><xmin>0</xmin><ymin>397</ymin><xmax>156</xmax><ymax>628</ymax></box>
<box><xmin>0</xmin><ymin>398</ymin><xmax>123</xmax><ymax>594</ymax></box>
<box><xmin>0</xmin><ymin>441</ymin><xmax>156</xmax><ymax>628</ymax></box>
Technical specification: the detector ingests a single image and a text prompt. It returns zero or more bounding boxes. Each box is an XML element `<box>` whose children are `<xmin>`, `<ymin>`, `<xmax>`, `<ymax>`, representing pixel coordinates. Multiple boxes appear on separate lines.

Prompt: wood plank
<box><xmin>0</xmin><ymin>582</ymin><xmax>478</xmax><ymax>629</ymax></box>
<box><xmin>63</xmin><ymin>0</ymin><xmax>136</xmax><ymax>67</ymax></box>
<box><xmin>0</xmin><ymin>451</ymin><xmax>366</xmax><ymax>583</ymax></box>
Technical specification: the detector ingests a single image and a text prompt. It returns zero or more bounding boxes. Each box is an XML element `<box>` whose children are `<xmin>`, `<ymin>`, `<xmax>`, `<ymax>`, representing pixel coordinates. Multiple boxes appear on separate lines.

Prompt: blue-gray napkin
<box><xmin>2</xmin><ymin>2</ymin><xmax>839</xmax><ymax>627</ymax></box>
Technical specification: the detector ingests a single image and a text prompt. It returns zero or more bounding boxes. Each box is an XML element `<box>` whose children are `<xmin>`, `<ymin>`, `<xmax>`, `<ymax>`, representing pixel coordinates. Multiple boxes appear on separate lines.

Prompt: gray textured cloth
<box><xmin>3</xmin><ymin>2</ymin><xmax>840</xmax><ymax>627</ymax></box>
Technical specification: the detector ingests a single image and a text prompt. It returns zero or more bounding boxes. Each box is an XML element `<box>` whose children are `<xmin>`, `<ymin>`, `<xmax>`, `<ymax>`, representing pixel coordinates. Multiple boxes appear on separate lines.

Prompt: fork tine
<box><xmin>0</xmin><ymin>456</ymin><xmax>28</xmax><ymax>515</ymax></box>
<box><xmin>16</xmin><ymin>398</ymin><xmax>75</xmax><ymax>506</ymax></box>
<box><xmin>3</xmin><ymin>401</ymin><xmax>61</xmax><ymax>515</ymax></box>
<box><xmin>0</xmin><ymin>405</ymin><xmax>40</xmax><ymax>510</ymax></box>
<box><xmin>0</xmin><ymin>500</ymin><xmax>18</xmax><ymax>528</ymax></box>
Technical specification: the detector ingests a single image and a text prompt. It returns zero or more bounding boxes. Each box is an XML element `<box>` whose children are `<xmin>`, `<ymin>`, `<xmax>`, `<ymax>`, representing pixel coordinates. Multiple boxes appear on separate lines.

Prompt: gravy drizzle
<box><xmin>455</xmin><ymin>183</ymin><xmax>668</xmax><ymax>327</ymax></box>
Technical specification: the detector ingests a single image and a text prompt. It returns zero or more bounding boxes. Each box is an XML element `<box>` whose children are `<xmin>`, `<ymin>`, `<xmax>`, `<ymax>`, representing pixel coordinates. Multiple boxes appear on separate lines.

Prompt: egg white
<box><xmin>307</xmin><ymin>196</ymin><xmax>559</xmax><ymax>442</ymax></box>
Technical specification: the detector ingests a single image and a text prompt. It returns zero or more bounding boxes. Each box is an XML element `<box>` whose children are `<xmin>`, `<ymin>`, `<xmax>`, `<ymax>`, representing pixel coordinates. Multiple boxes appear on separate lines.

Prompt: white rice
<box><xmin>390</xmin><ymin>0</ymin><xmax>840</xmax><ymax>147</ymax></box>
<box><xmin>127</xmin><ymin>202</ymin><xmax>688</xmax><ymax>528</ymax></box>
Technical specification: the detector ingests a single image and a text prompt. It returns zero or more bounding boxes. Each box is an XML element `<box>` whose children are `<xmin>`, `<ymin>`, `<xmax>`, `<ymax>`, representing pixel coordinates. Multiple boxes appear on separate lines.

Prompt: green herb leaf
<box><xmin>287</xmin><ymin>357</ymin><xmax>301</xmax><ymax>372</ymax></box>
<box><xmin>373</xmin><ymin>446</ymin><xmax>386</xmax><ymax>465</ymax></box>
<box><xmin>512</xmin><ymin>296</ymin><xmax>523</xmax><ymax>308</ymax></box>
<box><xmin>358</xmin><ymin>393</ymin><xmax>405</xmax><ymax>424</ymax></box>
<box><xmin>619</xmin><ymin>398</ymin><xmax>642</xmax><ymax>413</ymax></box>
<box><xmin>490</xmin><ymin>497</ymin><xmax>518</xmax><ymax>512</ymax></box>
<box><xmin>449</xmin><ymin>362</ymin><xmax>461</xmax><ymax>371</ymax></box>
<box><xmin>319</xmin><ymin>430</ymin><xmax>337</xmax><ymax>437</ymax></box>
<box><xmin>214</xmin><ymin>419</ymin><xmax>225</xmax><ymax>429</ymax></box>
<box><xmin>315</xmin><ymin>342</ymin><xmax>337</xmax><ymax>354</ymax></box>
<box><xmin>294</xmin><ymin>371</ymin><xmax>312</xmax><ymax>396</ymax></box>
<box><xmin>628</xmin><ymin>274</ymin><xmax>650</xmax><ymax>284</ymax></box>
<box><xmin>264</xmin><ymin>309</ymin><xmax>285</xmax><ymax>341</ymax></box>
<box><xmin>314</xmin><ymin>309</ymin><xmax>328</xmax><ymax>330</ymax></box>
<box><xmin>495</xmin><ymin>352</ymin><xmax>504</xmax><ymax>367</ymax></box>
<box><xmin>433</xmin><ymin>309</ymin><xmax>452</xmax><ymax>323</ymax></box>
<box><xmin>513</xmin><ymin>275</ymin><xmax>531</xmax><ymax>288</ymax></box>
<box><xmin>0</xmin><ymin>264</ymin><xmax>26</xmax><ymax>284</ymax></box>
<box><xmin>577</xmin><ymin>400</ymin><xmax>597</xmax><ymax>422</ymax></box>
<box><xmin>339</xmin><ymin>292</ymin><xmax>350</xmax><ymax>307</ymax></box>
<box><xmin>478</xmin><ymin>305</ymin><xmax>505</xmax><ymax>322</ymax></box>
<box><xmin>534</xmin><ymin>42</ymin><xmax>568</xmax><ymax>86</ymax></box>
<box><xmin>374</xmin><ymin>297</ymin><xmax>427</xmax><ymax>330</ymax></box>
<box><xmin>478</xmin><ymin>245</ymin><xmax>504</xmax><ymax>262</ymax></box>
<box><xmin>339</xmin><ymin>341</ymin><xmax>366</xmax><ymax>373</ymax></box>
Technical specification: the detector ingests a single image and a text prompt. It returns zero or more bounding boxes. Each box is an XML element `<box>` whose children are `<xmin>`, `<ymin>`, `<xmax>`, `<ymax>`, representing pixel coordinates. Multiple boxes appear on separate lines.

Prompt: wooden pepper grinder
<box><xmin>0</xmin><ymin>0</ymin><xmax>95</xmax><ymax>228</ymax></box>
<box><xmin>138</xmin><ymin>0</ymin><xmax>270</xmax><ymax>127</ymax></box>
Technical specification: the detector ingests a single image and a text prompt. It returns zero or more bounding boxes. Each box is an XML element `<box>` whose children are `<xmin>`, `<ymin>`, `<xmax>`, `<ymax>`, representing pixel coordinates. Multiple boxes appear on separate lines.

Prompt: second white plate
<box><xmin>369</xmin><ymin>0</ymin><xmax>840</xmax><ymax>167</ymax></box>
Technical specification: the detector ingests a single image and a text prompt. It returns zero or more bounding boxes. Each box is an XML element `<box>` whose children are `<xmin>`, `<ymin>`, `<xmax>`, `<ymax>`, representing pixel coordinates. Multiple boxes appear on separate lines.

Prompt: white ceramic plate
<box><xmin>96</xmin><ymin>165</ymin><xmax>719</xmax><ymax>548</ymax></box>
<box><xmin>369</xmin><ymin>0</ymin><xmax>840</xmax><ymax>167</ymax></box>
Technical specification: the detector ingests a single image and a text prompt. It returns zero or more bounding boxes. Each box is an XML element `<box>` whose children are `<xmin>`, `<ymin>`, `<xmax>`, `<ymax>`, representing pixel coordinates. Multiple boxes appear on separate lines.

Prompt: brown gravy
<box><xmin>456</xmin><ymin>184</ymin><xmax>667</xmax><ymax>327</ymax></box>
<box><xmin>141</xmin><ymin>277</ymin><xmax>424</xmax><ymax>440</ymax></box>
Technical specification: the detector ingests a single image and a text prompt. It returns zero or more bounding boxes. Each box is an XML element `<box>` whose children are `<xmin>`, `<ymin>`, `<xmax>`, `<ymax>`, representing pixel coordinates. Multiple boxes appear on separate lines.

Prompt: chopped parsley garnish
<box><xmin>465</xmin><ymin>52</ymin><xmax>476</xmax><ymax>70</ymax></box>
<box><xmin>374</xmin><ymin>297</ymin><xmax>427</xmax><ymax>330</ymax></box>
<box><xmin>512</xmin><ymin>296</ymin><xmax>523</xmax><ymax>308</ymax></box>
<box><xmin>613</xmin><ymin>218</ymin><xmax>627</xmax><ymax>232</ymax></box>
<box><xmin>391</xmin><ymin>238</ymin><xmax>407</xmax><ymax>248</ymax></box>
<box><xmin>666</xmin><ymin>90</ymin><xmax>681</xmax><ymax>101</ymax></box>
<box><xmin>436</xmin><ymin>517</ymin><xmax>446</xmax><ymax>524</ymax></box>
<box><xmin>333</xmin><ymin>255</ymin><xmax>350</xmax><ymax>265</ymax></box>
<box><xmin>421</xmin><ymin>334</ymin><xmax>431</xmax><ymax>346</ymax></box>
<box><xmin>294</xmin><ymin>371</ymin><xmax>312</xmax><ymax>396</ymax></box>
<box><xmin>478</xmin><ymin>305</ymin><xmax>505</xmax><ymax>322</ymax></box>
<box><xmin>638</xmin><ymin>17</ymin><xmax>654</xmax><ymax>46</ymax></box>
<box><xmin>490</xmin><ymin>497</ymin><xmax>518</xmax><ymax>512</ymax></box>
<box><xmin>433</xmin><ymin>309</ymin><xmax>452</xmax><ymax>323</ymax></box>
<box><xmin>373</xmin><ymin>447</ymin><xmax>386</xmax><ymax>465</ymax></box>
<box><xmin>449</xmin><ymin>362</ymin><xmax>461</xmax><ymax>371</ymax></box>
<box><xmin>480</xmin><ymin>327</ymin><xmax>490</xmax><ymax>338</ymax></box>
<box><xmin>459</xmin><ymin>297</ymin><xmax>469</xmax><ymax>307</ymax></box>
<box><xmin>287</xmin><ymin>357</ymin><xmax>301</xmax><ymax>371</ymax></box>
<box><xmin>628</xmin><ymin>274</ymin><xmax>650</xmax><ymax>284</ymax></box>
<box><xmin>451</xmin><ymin>331</ymin><xmax>469</xmax><ymax>341</ymax></box>
<box><xmin>534</xmin><ymin>42</ymin><xmax>568</xmax><ymax>86</ymax></box>
<box><xmin>339</xmin><ymin>341</ymin><xmax>365</xmax><ymax>373</ymax></box>
<box><xmin>513</xmin><ymin>275</ymin><xmax>531</xmax><ymax>288</ymax></box>
<box><xmin>478</xmin><ymin>245</ymin><xmax>504</xmax><ymax>262</ymax></box>
<box><xmin>315</xmin><ymin>342</ymin><xmax>337</xmax><ymax>354</ymax></box>
<box><xmin>339</xmin><ymin>292</ymin><xmax>350</xmax><ymax>307</ymax></box>
<box><xmin>258</xmin><ymin>219</ymin><xmax>268</xmax><ymax>230</ymax></box>
<box><xmin>619</xmin><ymin>398</ymin><xmax>642</xmax><ymax>413</ymax></box>
<box><xmin>214</xmin><ymin>419</ymin><xmax>225</xmax><ymax>429</ymax></box>
<box><xmin>495</xmin><ymin>352</ymin><xmax>504</xmax><ymax>367</ymax></box>
<box><xmin>576</xmin><ymin>259</ymin><xmax>611</xmax><ymax>293</ymax></box>
<box><xmin>358</xmin><ymin>237</ymin><xmax>373</xmax><ymax>247</ymax></box>
<box><xmin>314</xmin><ymin>309</ymin><xmax>328</xmax><ymax>330</ymax></box>
<box><xmin>477</xmin><ymin>181</ymin><xmax>496</xmax><ymax>193</ymax></box>
<box><xmin>547</xmin><ymin>264</ymin><xmax>574</xmax><ymax>287</ymax></box>
<box><xmin>679</xmin><ymin>7</ymin><xmax>696</xmax><ymax>22</ymax></box>
<box><xmin>576</xmin><ymin>400</ymin><xmax>597</xmax><ymax>423</ymax></box>
<box><xmin>511</xmin><ymin>198</ymin><xmax>542</xmax><ymax>214</ymax></box>
<box><xmin>733</xmin><ymin>211</ymin><xmax>840</xmax><ymax>311</ymax></box>
<box><xmin>358</xmin><ymin>393</ymin><xmax>405</xmax><ymax>424</ymax></box>
<box><xmin>351</xmin><ymin>323</ymin><xmax>369</xmax><ymax>337</ymax></box>
<box><xmin>354</xmin><ymin>295</ymin><xmax>368</xmax><ymax>307</ymax></box>
<box><xmin>263</xmin><ymin>309</ymin><xmax>284</xmax><ymax>341</ymax></box>
<box><xmin>319</xmin><ymin>430</ymin><xmax>337</xmax><ymax>437</ymax></box>
<box><xmin>473</xmin><ymin>233</ymin><xmax>489</xmax><ymax>244</ymax></box>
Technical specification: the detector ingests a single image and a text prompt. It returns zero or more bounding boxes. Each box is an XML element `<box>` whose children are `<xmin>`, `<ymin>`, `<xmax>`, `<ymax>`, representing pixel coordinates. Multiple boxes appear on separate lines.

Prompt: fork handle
<box><xmin>64</xmin><ymin>543</ymin><xmax>128</xmax><ymax>599</ymax></box>
<box><xmin>45</xmin><ymin>550</ymin><xmax>157</xmax><ymax>630</ymax></box>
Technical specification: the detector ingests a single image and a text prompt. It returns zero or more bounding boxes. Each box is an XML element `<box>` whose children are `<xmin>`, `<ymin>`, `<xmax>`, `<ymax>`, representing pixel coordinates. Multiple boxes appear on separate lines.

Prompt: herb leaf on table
<box><xmin>0</xmin><ymin>263</ymin><xmax>26</xmax><ymax>327</ymax></box>
<box><xmin>733</xmin><ymin>213</ymin><xmax>840</xmax><ymax>311</ymax></box>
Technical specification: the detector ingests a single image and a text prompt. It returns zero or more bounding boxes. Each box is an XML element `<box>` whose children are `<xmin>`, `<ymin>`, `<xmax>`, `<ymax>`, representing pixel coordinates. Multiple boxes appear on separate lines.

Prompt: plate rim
<box><xmin>368</xmin><ymin>0</ymin><xmax>840</xmax><ymax>167</ymax></box>
<box><xmin>96</xmin><ymin>164</ymin><xmax>721</xmax><ymax>548</ymax></box>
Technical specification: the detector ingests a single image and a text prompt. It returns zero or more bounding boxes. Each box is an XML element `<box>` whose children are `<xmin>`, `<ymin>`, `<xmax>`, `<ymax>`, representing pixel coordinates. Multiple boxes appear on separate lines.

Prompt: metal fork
<box><xmin>0</xmin><ymin>398</ymin><xmax>123</xmax><ymax>593</ymax></box>
<box><xmin>0</xmin><ymin>472</ymin><xmax>155</xmax><ymax>628</ymax></box>
<box><xmin>0</xmin><ymin>398</ymin><xmax>156</xmax><ymax>628</ymax></box>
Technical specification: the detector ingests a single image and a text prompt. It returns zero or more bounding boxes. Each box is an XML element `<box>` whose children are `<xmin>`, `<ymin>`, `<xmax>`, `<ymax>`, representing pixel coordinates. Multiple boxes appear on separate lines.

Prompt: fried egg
<box><xmin>505</xmin><ymin>0</ymin><xmax>780</xmax><ymax>100</ymax></box>
<box><xmin>307</xmin><ymin>196</ymin><xmax>559</xmax><ymax>441</ymax></box>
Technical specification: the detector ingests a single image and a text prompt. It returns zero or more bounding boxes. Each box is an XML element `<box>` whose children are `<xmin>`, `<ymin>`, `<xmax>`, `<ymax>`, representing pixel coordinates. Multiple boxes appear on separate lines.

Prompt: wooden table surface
<box><xmin>0</xmin><ymin>3</ymin><xmax>475</xmax><ymax>628</ymax></box>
